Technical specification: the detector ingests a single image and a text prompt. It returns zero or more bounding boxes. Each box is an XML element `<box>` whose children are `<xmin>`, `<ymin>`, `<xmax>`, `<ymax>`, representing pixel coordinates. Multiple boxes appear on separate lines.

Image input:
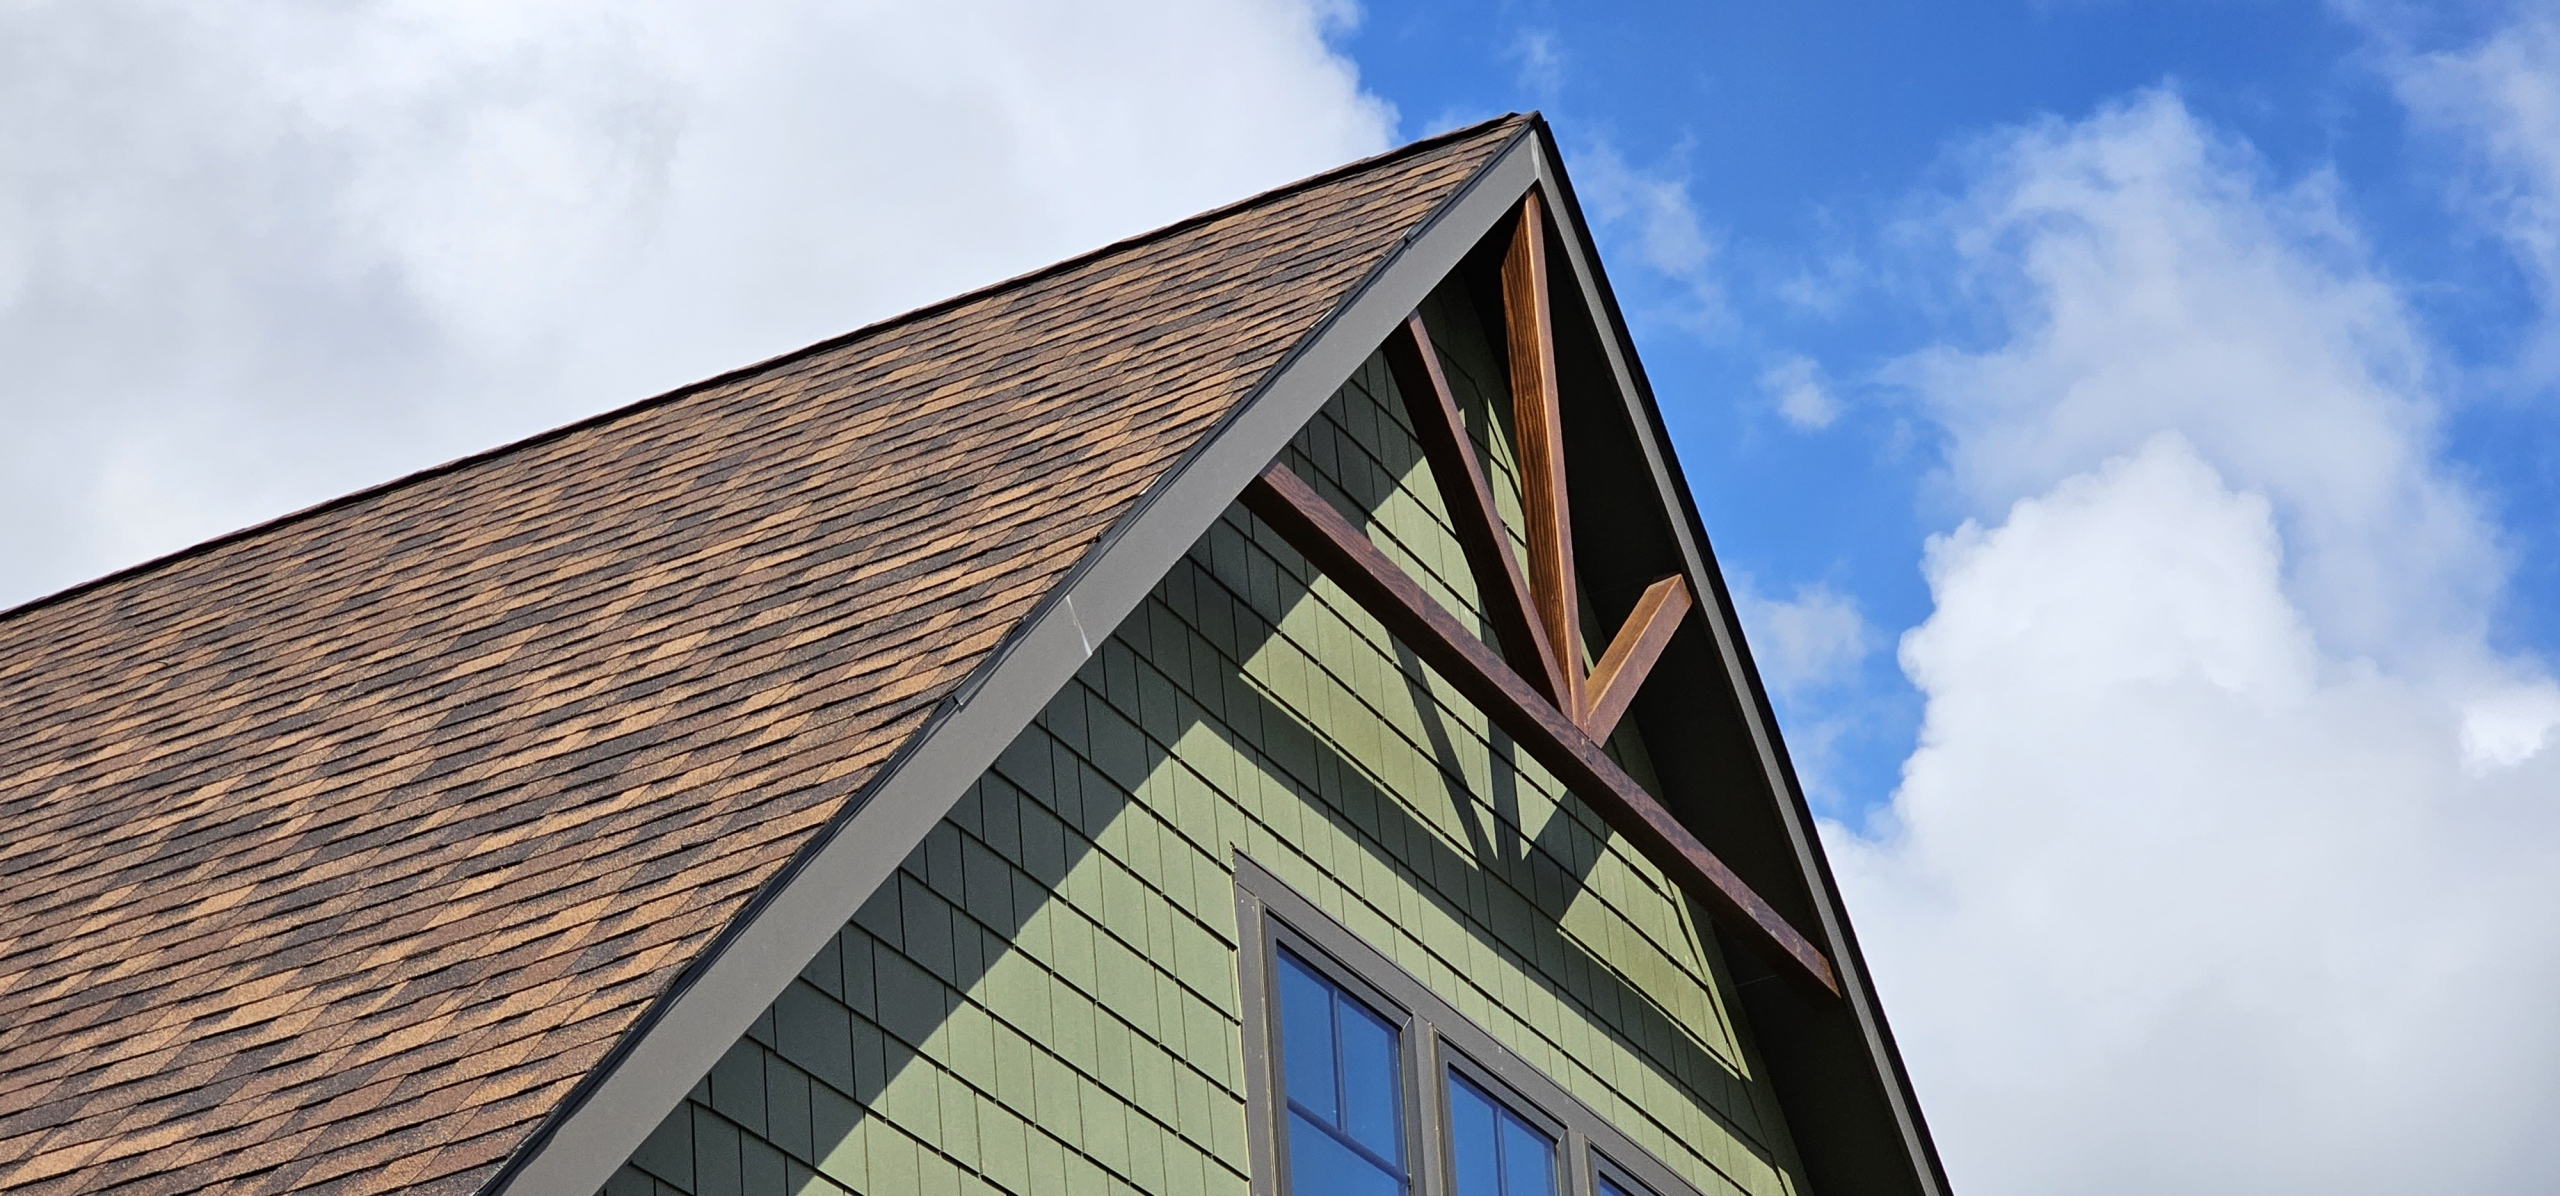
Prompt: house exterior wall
<box><xmin>599</xmin><ymin>289</ymin><xmax>1806</xmax><ymax>1196</ymax></box>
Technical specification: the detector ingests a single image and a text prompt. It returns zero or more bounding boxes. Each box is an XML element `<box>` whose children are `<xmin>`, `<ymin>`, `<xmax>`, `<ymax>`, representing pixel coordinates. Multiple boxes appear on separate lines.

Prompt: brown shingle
<box><xmin>0</xmin><ymin>117</ymin><xmax>1523</xmax><ymax>1194</ymax></box>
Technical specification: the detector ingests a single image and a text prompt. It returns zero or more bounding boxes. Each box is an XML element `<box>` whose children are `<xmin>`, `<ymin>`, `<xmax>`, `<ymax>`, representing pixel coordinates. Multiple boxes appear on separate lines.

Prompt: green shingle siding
<box><xmin>606</xmin><ymin>291</ymin><xmax>1804</xmax><ymax>1196</ymax></box>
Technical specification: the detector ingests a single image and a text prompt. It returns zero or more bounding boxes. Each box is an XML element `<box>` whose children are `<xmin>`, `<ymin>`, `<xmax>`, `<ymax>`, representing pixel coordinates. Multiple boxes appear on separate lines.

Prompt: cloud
<box><xmin>1773</xmin><ymin>249</ymin><xmax>1863</xmax><ymax>316</ymax></box>
<box><xmin>1758</xmin><ymin>353</ymin><xmax>1843</xmax><ymax>429</ymax></box>
<box><xmin>2393</xmin><ymin>11</ymin><xmax>2560</xmax><ymax>376</ymax></box>
<box><xmin>2460</xmin><ymin>679</ymin><xmax>2560</xmax><ymax>775</ymax></box>
<box><xmin>1733</xmin><ymin>575</ymin><xmax>1877</xmax><ymax>811</ymax></box>
<box><xmin>1887</xmin><ymin>90</ymin><xmax>2488</xmax><ymax>667</ymax></box>
<box><xmin>1572</xmin><ymin>140</ymin><xmax>1726</xmax><ymax>328</ymax></box>
<box><xmin>0</xmin><ymin>0</ymin><xmax>1392</xmax><ymax>607</ymax></box>
<box><xmin>1834</xmin><ymin>91</ymin><xmax>2560</xmax><ymax>1195</ymax></box>
<box><xmin>1735</xmin><ymin>576</ymin><xmax>1877</xmax><ymax>697</ymax></box>
<box><xmin>1505</xmin><ymin>27</ymin><xmax>1565</xmax><ymax>101</ymax></box>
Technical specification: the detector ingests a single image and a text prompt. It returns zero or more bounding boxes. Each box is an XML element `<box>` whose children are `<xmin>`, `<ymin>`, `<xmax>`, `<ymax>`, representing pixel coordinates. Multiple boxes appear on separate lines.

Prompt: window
<box><xmin>1275</xmin><ymin>949</ymin><xmax>1407</xmax><ymax>1195</ymax></box>
<box><xmin>1235</xmin><ymin>856</ymin><xmax>1707</xmax><ymax>1196</ymax></box>
<box><xmin>1446</xmin><ymin>1070</ymin><xmax>1556</xmax><ymax>1196</ymax></box>
<box><xmin>1591</xmin><ymin>1155</ymin><xmax>1658</xmax><ymax>1196</ymax></box>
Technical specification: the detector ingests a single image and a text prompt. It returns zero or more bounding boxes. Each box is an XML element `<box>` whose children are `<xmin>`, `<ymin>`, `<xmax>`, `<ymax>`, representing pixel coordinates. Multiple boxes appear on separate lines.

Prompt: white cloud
<box><xmin>1887</xmin><ymin>91</ymin><xmax>2489</xmax><ymax>668</ymax></box>
<box><xmin>1759</xmin><ymin>353</ymin><xmax>1843</xmax><ymax>429</ymax></box>
<box><xmin>1506</xmin><ymin>27</ymin><xmax>1565</xmax><ymax>101</ymax></box>
<box><xmin>0</xmin><ymin>0</ymin><xmax>1392</xmax><ymax>606</ymax></box>
<box><xmin>1773</xmin><ymin>249</ymin><xmax>1863</xmax><ymax>316</ymax></box>
<box><xmin>2394</xmin><ymin>11</ymin><xmax>2560</xmax><ymax>377</ymax></box>
<box><xmin>1735</xmin><ymin>576</ymin><xmax>1877</xmax><ymax>697</ymax></box>
<box><xmin>2460</xmin><ymin>680</ymin><xmax>2560</xmax><ymax>775</ymax></box>
<box><xmin>1835</xmin><ymin>91</ymin><xmax>2560</xmax><ymax>1195</ymax></box>
<box><xmin>1734</xmin><ymin>575</ymin><xmax>1876</xmax><ymax>810</ymax></box>
<box><xmin>1574</xmin><ymin>141</ymin><xmax>1726</xmax><ymax>327</ymax></box>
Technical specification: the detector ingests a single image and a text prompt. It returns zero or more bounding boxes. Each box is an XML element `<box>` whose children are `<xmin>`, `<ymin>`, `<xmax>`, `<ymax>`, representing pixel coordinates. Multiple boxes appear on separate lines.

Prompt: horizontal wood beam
<box><xmin>1242</xmin><ymin>462</ymin><xmax>1840</xmax><ymax>997</ymax></box>
<box><xmin>1382</xmin><ymin>313</ymin><xmax>1568</xmax><ymax>708</ymax></box>
<box><xmin>1579</xmin><ymin>574</ymin><xmax>1691</xmax><ymax>743</ymax></box>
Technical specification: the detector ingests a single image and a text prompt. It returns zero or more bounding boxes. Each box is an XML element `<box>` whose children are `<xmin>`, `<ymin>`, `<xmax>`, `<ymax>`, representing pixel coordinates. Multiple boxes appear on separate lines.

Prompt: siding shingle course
<box><xmin>607</xmin><ymin>324</ymin><xmax>1809</xmax><ymax>1196</ymax></box>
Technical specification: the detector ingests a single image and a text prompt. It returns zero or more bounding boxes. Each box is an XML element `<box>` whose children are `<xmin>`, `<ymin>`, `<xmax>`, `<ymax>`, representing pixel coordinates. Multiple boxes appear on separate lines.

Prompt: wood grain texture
<box><xmin>1240</xmin><ymin>463</ymin><xmax>1840</xmax><ymax>997</ymax></box>
<box><xmin>0</xmin><ymin>118</ymin><xmax>1525</xmax><ymax>1196</ymax></box>
<box><xmin>1501</xmin><ymin>190</ymin><xmax>1582</xmax><ymax>717</ymax></box>
<box><xmin>1380</xmin><ymin>313</ymin><xmax>1565</xmax><ymax>707</ymax></box>
<box><xmin>1580</xmin><ymin>575</ymin><xmax>1692</xmax><ymax>743</ymax></box>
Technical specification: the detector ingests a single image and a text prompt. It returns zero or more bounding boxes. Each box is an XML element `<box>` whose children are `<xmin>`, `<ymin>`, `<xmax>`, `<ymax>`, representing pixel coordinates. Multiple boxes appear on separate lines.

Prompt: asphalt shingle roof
<box><xmin>0</xmin><ymin>115</ymin><xmax>1523</xmax><ymax>1196</ymax></box>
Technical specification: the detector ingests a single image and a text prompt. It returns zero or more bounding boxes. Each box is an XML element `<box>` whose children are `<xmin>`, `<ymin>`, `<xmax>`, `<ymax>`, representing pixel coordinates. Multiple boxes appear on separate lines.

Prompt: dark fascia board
<box><xmin>479</xmin><ymin>125</ymin><xmax>1543</xmax><ymax>1196</ymax></box>
<box><xmin>1516</xmin><ymin>117</ymin><xmax>1953</xmax><ymax>1196</ymax></box>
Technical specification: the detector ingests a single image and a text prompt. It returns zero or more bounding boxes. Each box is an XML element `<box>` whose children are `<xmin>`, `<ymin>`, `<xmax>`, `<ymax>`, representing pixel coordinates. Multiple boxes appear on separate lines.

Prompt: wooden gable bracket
<box><xmin>1243</xmin><ymin>189</ymin><xmax>1842</xmax><ymax>998</ymax></box>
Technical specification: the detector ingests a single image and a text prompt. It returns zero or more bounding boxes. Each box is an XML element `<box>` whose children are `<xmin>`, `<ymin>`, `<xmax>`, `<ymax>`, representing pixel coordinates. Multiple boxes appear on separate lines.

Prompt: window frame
<box><xmin>1264</xmin><ymin>933</ymin><xmax>1425</xmax><ymax>1194</ymax></box>
<box><xmin>1590</xmin><ymin>1148</ymin><xmax>1665</xmax><ymax>1196</ymax></box>
<box><xmin>1440</xmin><ymin>1045</ymin><xmax>1572</xmax><ymax>1196</ymax></box>
<box><xmin>1234</xmin><ymin>854</ymin><xmax>1707</xmax><ymax>1196</ymax></box>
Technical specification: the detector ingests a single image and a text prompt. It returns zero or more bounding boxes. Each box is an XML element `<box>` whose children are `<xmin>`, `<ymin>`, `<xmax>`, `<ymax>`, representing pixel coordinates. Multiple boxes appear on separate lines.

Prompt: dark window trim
<box><xmin>1233</xmin><ymin>853</ymin><xmax>1706</xmax><ymax>1196</ymax></box>
<box><xmin>1266</xmin><ymin>936</ymin><xmax>1424</xmax><ymax>1192</ymax></box>
<box><xmin>1591</xmin><ymin>1148</ymin><xmax>1662</xmax><ymax>1196</ymax></box>
<box><xmin>1441</xmin><ymin>1046</ymin><xmax>1576</xmax><ymax>1196</ymax></box>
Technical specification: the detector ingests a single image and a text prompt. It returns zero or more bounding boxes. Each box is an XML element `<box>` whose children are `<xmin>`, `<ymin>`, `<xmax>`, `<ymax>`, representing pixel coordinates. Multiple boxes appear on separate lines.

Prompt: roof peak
<box><xmin>0</xmin><ymin>113</ymin><xmax>1531</xmax><ymax>628</ymax></box>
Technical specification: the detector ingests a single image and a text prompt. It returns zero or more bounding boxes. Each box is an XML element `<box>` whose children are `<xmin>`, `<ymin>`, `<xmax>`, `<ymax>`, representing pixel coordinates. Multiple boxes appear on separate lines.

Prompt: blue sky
<box><xmin>5</xmin><ymin>3</ymin><xmax>2559</xmax><ymax>1191</ymax></box>
<box><xmin>1335</xmin><ymin>7</ymin><xmax>2560</xmax><ymax>1187</ymax></box>
<box><xmin>1340</xmin><ymin>0</ymin><xmax>2560</xmax><ymax>818</ymax></box>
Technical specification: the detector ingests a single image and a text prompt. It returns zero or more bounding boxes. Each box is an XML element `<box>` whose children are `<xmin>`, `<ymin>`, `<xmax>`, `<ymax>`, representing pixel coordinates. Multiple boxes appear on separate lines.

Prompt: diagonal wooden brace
<box><xmin>1382</xmin><ymin>313</ymin><xmax>1569</xmax><ymax>708</ymax></box>
<box><xmin>1242</xmin><ymin>462</ymin><xmax>1841</xmax><ymax>997</ymax></box>
<box><xmin>1581</xmin><ymin>574</ymin><xmax>1691</xmax><ymax>742</ymax></box>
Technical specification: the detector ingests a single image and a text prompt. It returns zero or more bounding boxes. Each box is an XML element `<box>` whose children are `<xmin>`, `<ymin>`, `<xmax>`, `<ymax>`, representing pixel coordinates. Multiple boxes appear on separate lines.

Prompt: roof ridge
<box><xmin>0</xmin><ymin>112</ymin><xmax>1529</xmax><ymax>627</ymax></box>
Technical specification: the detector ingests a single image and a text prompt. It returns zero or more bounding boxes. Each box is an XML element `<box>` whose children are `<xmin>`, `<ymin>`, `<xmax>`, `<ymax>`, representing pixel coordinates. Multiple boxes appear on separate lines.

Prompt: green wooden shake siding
<box><xmin>601</xmin><ymin>287</ymin><xmax>1808</xmax><ymax>1196</ymax></box>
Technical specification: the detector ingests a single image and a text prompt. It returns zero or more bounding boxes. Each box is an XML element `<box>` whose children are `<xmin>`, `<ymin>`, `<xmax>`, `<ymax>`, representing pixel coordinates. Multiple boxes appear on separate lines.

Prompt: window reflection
<box><xmin>1446</xmin><ymin>1071</ymin><xmax>1557</xmax><ymax>1196</ymax></box>
<box><xmin>1276</xmin><ymin>950</ymin><xmax>1406</xmax><ymax>1195</ymax></box>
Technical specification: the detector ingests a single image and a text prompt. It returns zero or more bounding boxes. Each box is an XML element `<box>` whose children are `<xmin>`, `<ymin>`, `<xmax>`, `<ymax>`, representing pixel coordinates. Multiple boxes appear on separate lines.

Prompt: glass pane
<box><xmin>1446</xmin><ymin>1072</ymin><xmax>1557</xmax><ymax>1196</ymax></box>
<box><xmin>1597</xmin><ymin>1175</ymin><xmax>1645</xmax><ymax>1196</ymax></box>
<box><xmin>1446</xmin><ymin>1073</ymin><xmax>1502</xmax><ymax>1196</ymax></box>
<box><xmin>1498</xmin><ymin>1111</ymin><xmax>1556</xmax><ymax>1196</ymax></box>
<box><xmin>1289</xmin><ymin>1110</ymin><xmax>1405</xmax><ymax>1196</ymax></box>
<box><xmin>1337</xmin><ymin>994</ymin><xmax>1403</xmax><ymax>1161</ymax></box>
<box><xmin>1276</xmin><ymin>952</ymin><xmax>1339</xmax><ymax>1126</ymax></box>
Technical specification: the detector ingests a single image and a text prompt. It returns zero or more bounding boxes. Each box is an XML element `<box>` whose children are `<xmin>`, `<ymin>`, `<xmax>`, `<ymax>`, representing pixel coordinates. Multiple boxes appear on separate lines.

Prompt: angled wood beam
<box><xmin>1579</xmin><ymin>575</ymin><xmax>1692</xmax><ymax>744</ymax></box>
<box><xmin>1382</xmin><ymin>314</ymin><xmax>1569</xmax><ymax>707</ymax></box>
<box><xmin>1502</xmin><ymin>190</ymin><xmax>1585</xmax><ymax>717</ymax></box>
<box><xmin>1243</xmin><ymin>462</ymin><xmax>1840</xmax><ymax>997</ymax></box>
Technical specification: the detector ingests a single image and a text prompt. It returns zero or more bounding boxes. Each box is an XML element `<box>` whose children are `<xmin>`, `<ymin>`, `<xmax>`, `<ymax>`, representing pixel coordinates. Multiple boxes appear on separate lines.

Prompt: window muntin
<box><xmin>1447</xmin><ymin>1070</ymin><xmax>1558</xmax><ymax>1196</ymax></box>
<box><xmin>1276</xmin><ymin>949</ymin><xmax>1407</xmax><ymax>1194</ymax></box>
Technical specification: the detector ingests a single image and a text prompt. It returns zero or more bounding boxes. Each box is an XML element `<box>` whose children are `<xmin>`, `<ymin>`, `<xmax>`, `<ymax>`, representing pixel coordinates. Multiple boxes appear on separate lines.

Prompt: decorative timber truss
<box><xmin>1240</xmin><ymin>190</ymin><xmax>1842</xmax><ymax>997</ymax></box>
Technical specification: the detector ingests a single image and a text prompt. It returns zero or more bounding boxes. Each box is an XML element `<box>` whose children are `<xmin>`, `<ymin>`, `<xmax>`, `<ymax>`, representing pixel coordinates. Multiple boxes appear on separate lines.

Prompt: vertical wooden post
<box><xmin>1502</xmin><ymin>190</ymin><xmax>1583</xmax><ymax>719</ymax></box>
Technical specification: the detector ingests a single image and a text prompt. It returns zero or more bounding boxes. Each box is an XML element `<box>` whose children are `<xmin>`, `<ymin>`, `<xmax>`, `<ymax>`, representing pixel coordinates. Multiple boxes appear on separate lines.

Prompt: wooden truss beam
<box><xmin>1242</xmin><ymin>462</ymin><xmax>1841</xmax><ymax>997</ymax></box>
<box><xmin>1579</xmin><ymin>574</ymin><xmax>1691</xmax><ymax>744</ymax></box>
<box><xmin>1502</xmin><ymin>190</ymin><xmax>1585</xmax><ymax>719</ymax></box>
<box><xmin>1382</xmin><ymin>314</ymin><xmax>1568</xmax><ymax>707</ymax></box>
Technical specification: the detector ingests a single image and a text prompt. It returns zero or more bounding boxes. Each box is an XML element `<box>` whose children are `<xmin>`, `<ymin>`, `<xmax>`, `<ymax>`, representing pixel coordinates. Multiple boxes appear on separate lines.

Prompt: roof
<box><xmin>0</xmin><ymin>115</ymin><xmax>1527</xmax><ymax>1196</ymax></box>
